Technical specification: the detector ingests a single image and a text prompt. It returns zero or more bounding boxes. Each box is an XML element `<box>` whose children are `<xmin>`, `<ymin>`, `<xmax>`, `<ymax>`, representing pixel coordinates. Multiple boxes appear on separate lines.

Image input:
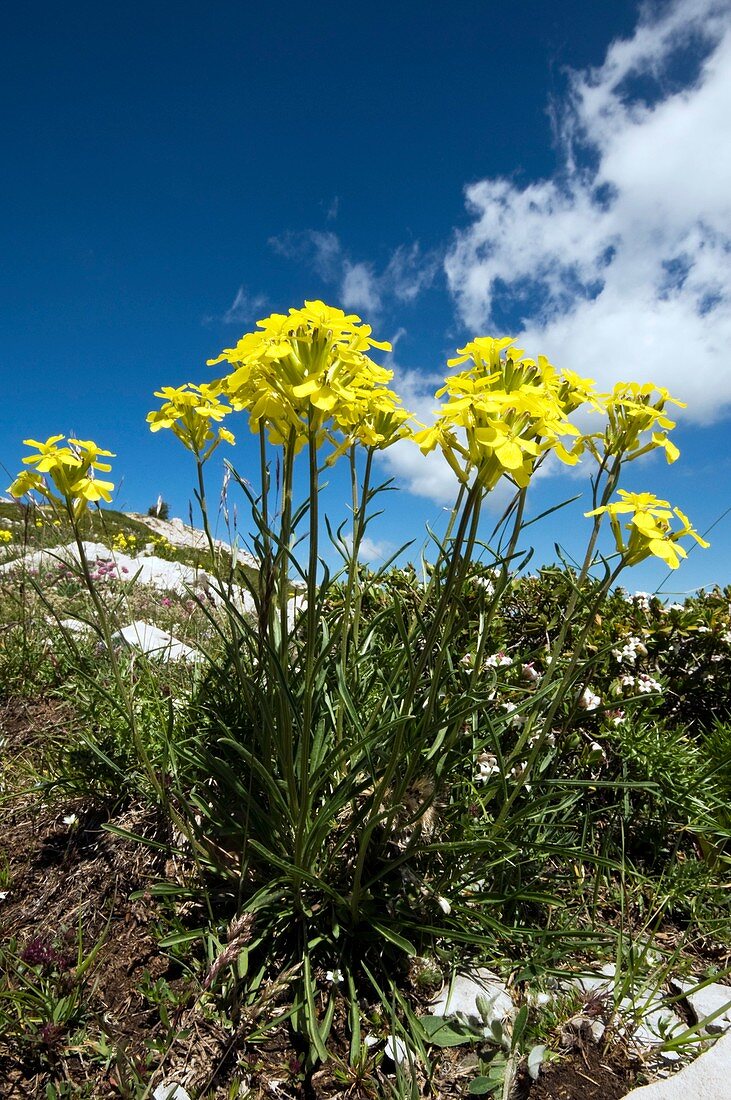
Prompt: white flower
<box><xmin>475</xmin><ymin>752</ymin><xmax>500</xmax><ymax>784</ymax></box>
<box><xmin>612</xmin><ymin>637</ymin><xmax>648</xmax><ymax>666</ymax></box>
<box><xmin>436</xmin><ymin>895</ymin><xmax>451</xmax><ymax>915</ymax></box>
<box><xmin>63</xmin><ymin>813</ymin><xmax>79</xmax><ymax>827</ymax></box>
<box><xmin>326</xmin><ymin>968</ymin><xmax>342</xmax><ymax>984</ymax></box>
<box><xmin>502</xmin><ymin>702</ymin><xmax>526</xmax><ymax>727</ymax></box>
<box><xmin>521</xmin><ymin>662</ymin><xmax>541</xmax><ymax>683</ymax></box>
<box><xmin>473</xmin><ymin>574</ymin><xmax>495</xmax><ymax>595</ymax></box>
<box><xmin>578</xmin><ymin>688</ymin><xmax>601</xmax><ymax>711</ymax></box>
<box><xmin>484</xmin><ymin>651</ymin><xmax>512</xmax><ymax>669</ymax></box>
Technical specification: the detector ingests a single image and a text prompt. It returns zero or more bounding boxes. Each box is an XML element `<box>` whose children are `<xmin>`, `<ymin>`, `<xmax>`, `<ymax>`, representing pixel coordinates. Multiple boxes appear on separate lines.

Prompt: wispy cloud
<box><xmin>341</xmin><ymin>261</ymin><xmax>381</xmax><ymax>313</ymax></box>
<box><xmin>269</xmin><ymin>229</ymin><xmax>343</xmax><ymax>281</ymax></box>
<box><xmin>445</xmin><ymin>0</ymin><xmax>731</xmax><ymax>424</ymax></box>
<box><xmin>221</xmin><ymin>286</ymin><xmax>267</xmax><ymax>325</ymax></box>
<box><xmin>270</xmin><ymin>230</ymin><xmax>440</xmax><ymax>317</ymax></box>
<box><xmin>343</xmin><ymin>531</ymin><xmax>395</xmax><ymax>563</ymax></box>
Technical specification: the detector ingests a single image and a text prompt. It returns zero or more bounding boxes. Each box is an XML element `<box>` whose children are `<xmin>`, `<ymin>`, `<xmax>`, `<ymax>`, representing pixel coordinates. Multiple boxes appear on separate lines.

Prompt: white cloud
<box><xmin>445</xmin><ymin>0</ymin><xmax>731</xmax><ymax>424</ymax></box>
<box><xmin>343</xmin><ymin>532</ymin><xmax>395</xmax><ymax>563</ymax></box>
<box><xmin>377</xmin><ymin>358</ymin><xmax>456</xmax><ymax>504</ymax></box>
<box><xmin>383</xmin><ymin>243</ymin><xmax>441</xmax><ymax>303</ymax></box>
<box><xmin>269</xmin><ymin>229</ymin><xmax>343</xmax><ymax>280</ymax></box>
<box><xmin>270</xmin><ymin>230</ymin><xmax>439</xmax><ymax>317</ymax></box>
<box><xmin>341</xmin><ymin>261</ymin><xmax>381</xmax><ymax>313</ymax></box>
<box><xmin>221</xmin><ymin>286</ymin><xmax>267</xmax><ymax>325</ymax></box>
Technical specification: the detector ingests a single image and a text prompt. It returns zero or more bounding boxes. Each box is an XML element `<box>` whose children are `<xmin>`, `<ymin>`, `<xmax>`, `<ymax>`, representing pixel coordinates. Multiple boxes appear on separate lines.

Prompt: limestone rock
<box><xmin>623</xmin><ymin>1028</ymin><xmax>731</xmax><ymax>1099</ymax></box>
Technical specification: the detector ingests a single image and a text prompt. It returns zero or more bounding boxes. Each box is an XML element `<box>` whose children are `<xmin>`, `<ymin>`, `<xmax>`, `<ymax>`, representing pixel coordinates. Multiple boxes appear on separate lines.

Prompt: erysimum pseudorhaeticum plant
<box><xmin>9</xmin><ymin>303</ymin><xmax>710</xmax><ymax>1069</ymax></box>
<box><xmin>141</xmin><ymin>302</ymin><xmax>708</xmax><ymax>1064</ymax></box>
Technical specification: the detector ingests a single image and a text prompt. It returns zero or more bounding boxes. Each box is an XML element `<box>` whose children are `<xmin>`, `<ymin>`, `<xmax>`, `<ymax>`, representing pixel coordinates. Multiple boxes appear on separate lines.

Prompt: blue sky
<box><xmin>2</xmin><ymin>0</ymin><xmax>730</xmax><ymax>595</ymax></box>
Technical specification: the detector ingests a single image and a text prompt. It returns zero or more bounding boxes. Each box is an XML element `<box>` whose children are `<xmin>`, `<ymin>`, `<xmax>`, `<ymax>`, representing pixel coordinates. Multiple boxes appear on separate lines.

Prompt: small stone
<box><xmin>384</xmin><ymin>1034</ymin><xmax>408</xmax><ymax>1065</ymax></box>
<box><xmin>561</xmin><ymin>1013</ymin><xmax>606</xmax><ymax>1047</ymax></box>
<box><xmin>112</xmin><ymin>621</ymin><xmax>201</xmax><ymax>664</ymax></box>
<box><xmin>574</xmin><ymin>962</ymin><xmax>616</xmax><ymax>995</ymax></box>
<box><xmin>431</xmin><ymin>969</ymin><xmax>515</xmax><ymax>1027</ymax></box>
<box><xmin>527</xmin><ymin>989</ymin><xmax>554</xmax><ymax>1008</ymax></box>
<box><xmin>153</xmin><ymin>1085</ymin><xmax>191</xmax><ymax>1100</ymax></box>
<box><xmin>631</xmin><ymin>1005</ymin><xmax>685</xmax><ymax>1053</ymax></box>
<box><xmin>58</xmin><ymin>618</ymin><xmax>93</xmax><ymax>635</ymax></box>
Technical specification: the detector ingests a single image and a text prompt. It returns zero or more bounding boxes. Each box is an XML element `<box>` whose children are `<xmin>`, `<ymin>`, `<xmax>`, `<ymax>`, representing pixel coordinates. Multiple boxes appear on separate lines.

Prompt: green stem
<box><xmin>349</xmin><ymin>478</ymin><xmax>484</xmax><ymax>922</ymax></box>
<box><xmin>491</xmin><ymin>456</ymin><xmax>624</xmax><ymax>828</ymax></box>
<box><xmin>293</xmin><ymin>426</ymin><xmax>320</xmax><ymax>870</ymax></box>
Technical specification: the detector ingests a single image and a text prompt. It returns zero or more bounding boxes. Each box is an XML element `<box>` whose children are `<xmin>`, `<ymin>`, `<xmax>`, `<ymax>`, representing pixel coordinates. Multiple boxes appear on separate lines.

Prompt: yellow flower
<box><xmin>586</xmin><ymin>490</ymin><xmax>709</xmax><ymax>569</ymax></box>
<box><xmin>0</xmin><ymin>530</ymin><xmax>11</xmax><ymax>544</ymax></box>
<box><xmin>22</xmin><ymin>435</ymin><xmax>81</xmax><ymax>474</ymax></box>
<box><xmin>418</xmin><ymin>337</ymin><xmax>596</xmax><ymax>491</ymax></box>
<box><xmin>9</xmin><ymin>469</ymin><xmax>44</xmax><ymax>499</ymax></box>
<box><xmin>9</xmin><ymin>435</ymin><xmax>116</xmax><ymax>518</ymax></box>
<box><xmin>69</xmin><ymin>475</ymin><xmax>115</xmax><ymax>505</ymax></box>
<box><xmin>586</xmin><ymin>382</ymin><xmax>685</xmax><ymax>466</ymax></box>
<box><xmin>68</xmin><ymin>438</ymin><xmax>114</xmax><ymax>473</ymax></box>
<box><xmin>147</xmin><ymin>383</ymin><xmax>235</xmax><ymax>460</ymax></box>
<box><xmin>206</xmin><ymin>301</ymin><xmax>406</xmax><ymax>457</ymax></box>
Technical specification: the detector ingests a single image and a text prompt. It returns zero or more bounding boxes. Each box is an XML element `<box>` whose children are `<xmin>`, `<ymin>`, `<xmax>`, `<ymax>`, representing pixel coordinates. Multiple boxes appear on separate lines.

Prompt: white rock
<box><xmin>153</xmin><ymin>1085</ymin><xmax>191</xmax><ymax>1100</ymax></box>
<box><xmin>113</xmin><ymin>621</ymin><xmax>200</xmax><ymax>664</ymax></box>
<box><xmin>672</xmin><ymin>979</ymin><xmax>731</xmax><ymax>1034</ymax></box>
<box><xmin>128</xmin><ymin>513</ymin><xmax>258</xmax><ymax>568</ymax></box>
<box><xmin>431</xmin><ymin>969</ymin><xmax>515</xmax><ymax>1027</ymax></box>
<box><xmin>58</xmin><ymin>618</ymin><xmax>93</xmax><ymax>635</ymax></box>
<box><xmin>574</xmin><ymin>961</ymin><xmax>616</xmax><ymax>995</ymax></box>
<box><xmin>623</xmin><ymin>1028</ymin><xmax>731</xmax><ymax>1099</ymax></box>
<box><xmin>628</xmin><ymin>1003</ymin><xmax>685</xmax><ymax>1056</ymax></box>
<box><xmin>0</xmin><ymin>541</ymin><xmax>214</xmax><ymax>600</ymax></box>
<box><xmin>384</xmin><ymin>1034</ymin><xmax>409</xmax><ymax>1065</ymax></box>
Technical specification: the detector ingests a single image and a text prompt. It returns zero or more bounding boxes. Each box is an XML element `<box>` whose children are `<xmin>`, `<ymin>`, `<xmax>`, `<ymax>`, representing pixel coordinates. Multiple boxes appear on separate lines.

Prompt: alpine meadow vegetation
<box><xmin>1</xmin><ymin>301</ymin><xmax>728</xmax><ymax>1098</ymax></box>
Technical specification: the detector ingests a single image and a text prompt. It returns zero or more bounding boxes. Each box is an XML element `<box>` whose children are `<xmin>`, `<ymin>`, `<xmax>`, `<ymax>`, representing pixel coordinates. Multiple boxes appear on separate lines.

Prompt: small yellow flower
<box><xmin>586</xmin><ymin>490</ymin><xmax>709</xmax><ymax>569</ymax></box>
<box><xmin>147</xmin><ymin>383</ymin><xmax>235</xmax><ymax>460</ymax></box>
<box><xmin>9</xmin><ymin>435</ymin><xmax>116</xmax><ymax>518</ymax></box>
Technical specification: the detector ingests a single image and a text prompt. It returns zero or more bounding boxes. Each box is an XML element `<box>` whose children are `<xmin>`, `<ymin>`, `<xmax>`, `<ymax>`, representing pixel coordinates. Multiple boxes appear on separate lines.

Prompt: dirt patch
<box><xmin>517</xmin><ymin>1043</ymin><xmax>640</xmax><ymax>1099</ymax></box>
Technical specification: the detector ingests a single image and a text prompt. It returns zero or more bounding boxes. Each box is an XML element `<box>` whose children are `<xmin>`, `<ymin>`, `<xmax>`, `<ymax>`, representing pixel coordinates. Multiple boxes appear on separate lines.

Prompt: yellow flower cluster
<box><xmin>0</xmin><ymin>529</ymin><xmax>12</xmax><ymax>544</ymax></box>
<box><xmin>586</xmin><ymin>490</ymin><xmax>709</xmax><ymax>569</ymax></box>
<box><xmin>206</xmin><ymin>300</ymin><xmax>410</xmax><ymax>453</ymax></box>
<box><xmin>414</xmin><ymin>337</ymin><xmax>594</xmax><ymax>489</ymax></box>
<box><xmin>8</xmin><ymin>436</ymin><xmax>115</xmax><ymax>518</ymax></box>
<box><xmin>147</xmin><ymin>383</ymin><xmax>235</xmax><ymax>460</ymax></box>
<box><xmin>112</xmin><ymin>531</ymin><xmax>137</xmax><ymax>553</ymax></box>
<box><xmin>586</xmin><ymin>382</ymin><xmax>683</xmax><ymax>466</ymax></box>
